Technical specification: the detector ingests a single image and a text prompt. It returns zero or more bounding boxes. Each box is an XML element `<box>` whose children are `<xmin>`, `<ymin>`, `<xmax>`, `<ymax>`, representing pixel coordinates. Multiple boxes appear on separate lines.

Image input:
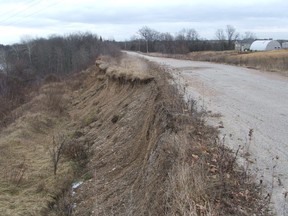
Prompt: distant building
<box><xmin>282</xmin><ymin>42</ymin><xmax>288</xmax><ymax>49</ymax></box>
<box><xmin>250</xmin><ymin>40</ymin><xmax>281</xmax><ymax>51</ymax></box>
<box><xmin>235</xmin><ymin>38</ymin><xmax>255</xmax><ymax>51</ymax></box>
<box><xmin>235</xmin><ymin>41</ymin><xmax>251</xmax><ymax>51</ymax></box>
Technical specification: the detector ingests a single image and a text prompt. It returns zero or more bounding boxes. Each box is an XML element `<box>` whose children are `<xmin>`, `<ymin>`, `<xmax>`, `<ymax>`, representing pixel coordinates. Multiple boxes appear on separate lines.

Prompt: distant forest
<box><xmin>0</xmin><ymin>33</ymin><xmax>119</xmax><ymax>79</ymax></box>
<box><xmin>119</xmin><ymin>25</ymin><xmax>256</xmax><ymax>53</ymax></box>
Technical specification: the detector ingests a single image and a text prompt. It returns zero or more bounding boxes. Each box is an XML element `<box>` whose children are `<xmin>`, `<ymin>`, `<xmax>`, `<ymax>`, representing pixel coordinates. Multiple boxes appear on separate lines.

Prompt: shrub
<box><xmin>43</xmin><ymin>84</ymin><xmax>67</xmax><ymax>114</ymax></box>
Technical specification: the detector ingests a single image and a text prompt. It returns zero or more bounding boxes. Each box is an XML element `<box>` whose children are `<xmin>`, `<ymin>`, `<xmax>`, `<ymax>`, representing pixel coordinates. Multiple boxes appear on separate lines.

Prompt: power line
<box><xmin>0</xmin><ymin>0</ymin><xmax>37</xmax><ymax>18</ymax></box>
<box><xmin>0</xmin><ymin>1</ymin><xmax>61</xmax><ymax>27</ymax></box>
<box><xmin>0</xmin><ymin>0</ymin><xmax>42</xmax><ymax>24</ymax></box>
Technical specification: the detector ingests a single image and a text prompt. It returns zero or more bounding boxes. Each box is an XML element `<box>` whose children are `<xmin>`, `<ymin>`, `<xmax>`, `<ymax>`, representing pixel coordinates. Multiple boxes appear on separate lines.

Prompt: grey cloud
<box><xmin>0</xmin><ymin>0</ymin><xmax>287</xmax><ymax>44</ymax></box>
<box><xmin>38</xmin><ymin>3</ymin><xmax>288</xmax><ymax>26</ymax></box>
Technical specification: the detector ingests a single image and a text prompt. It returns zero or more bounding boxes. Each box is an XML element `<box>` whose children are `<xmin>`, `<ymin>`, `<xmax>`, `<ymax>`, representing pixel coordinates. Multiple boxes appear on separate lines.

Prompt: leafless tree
<box><xmin>243</xmin><ymin>31</ymin><xmax>257</xmax><ymax>40</ymax></box>
<box><xmin>176</xmin><ymin>28</ymin><xmax>199</xmax><ymax>40</ymax></box>
<box><xmin>226</xmin><ymin>25</ymin><xmax>239</xmax><ymax>49</ymax></box>
<box><xmin>156</xmin><ymin>32</ymin><xmax>175</xmax><ymax>53</ymax></box>
<box><xmin>0</xmin><ymin>49</ymin><xmax>7</xmax><ymax>73</ymax></box>
<box><xmin>21</xmin><ymin>35</ymin><xmax>34</xmax><ymax>65</ymax></box>
<box><xmin>215</xmin><ymin>28</ymin><xmax>225</xmax><ymax>41</ymax></box>
<box><xmin>11</xmin><ymin>44</ymin><xmax>21</xmax><ymax>61</ymax></box>
<box><xmin>138</xmin><ymin>26</ymin><xmax>159</xmax><ymax>53</ymax></box>
<box><xmin>50</xmin><ymin>134</ymin><xmax>66</xmax><ymax>175</ymax></box>
<box><xmin>186</xmin><ymin>28</ymin><xmax>199</xmax><ymax>41</ymax></box>
<box><xmin>176</xmin><ymin>29</ymin><xmax>186</xmax><ymax>41</ymax></box>
<box><xmin>215</xmin><ymin>28</ymin><xmax>226</xmax><ymax>50</ymax></box>
<box><xmin>160</xmin><ymin>32</ymin><xmax>174</xmax><ymax>41</ymax></box>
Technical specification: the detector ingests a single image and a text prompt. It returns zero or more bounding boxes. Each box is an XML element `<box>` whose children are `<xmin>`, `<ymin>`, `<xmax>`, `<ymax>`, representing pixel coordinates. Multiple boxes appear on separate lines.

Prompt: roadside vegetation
<box><xmin>148</xmin><ymin>49</ymin><xmax>288</xmax><ymax>75</ymax></box>
<box><xmin>188</xmin><ymin>49</ymin><xmax>288</xmax><ymax>75</ymax></box>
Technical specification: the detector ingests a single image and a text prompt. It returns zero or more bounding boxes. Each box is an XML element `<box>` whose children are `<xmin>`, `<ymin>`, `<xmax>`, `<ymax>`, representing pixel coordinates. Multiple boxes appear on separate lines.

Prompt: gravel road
<box><xmin>127</xmin><ymin>51</ymin><xmax>288</xmax><ymax>215</ymax></box>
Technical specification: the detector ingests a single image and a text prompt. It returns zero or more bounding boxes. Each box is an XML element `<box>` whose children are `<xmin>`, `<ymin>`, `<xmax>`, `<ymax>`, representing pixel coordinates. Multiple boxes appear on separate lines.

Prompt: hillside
<box><xmin>0</xmin><ymin>54</ymin><xmax>270</xmax><ymax>215</ymax></box>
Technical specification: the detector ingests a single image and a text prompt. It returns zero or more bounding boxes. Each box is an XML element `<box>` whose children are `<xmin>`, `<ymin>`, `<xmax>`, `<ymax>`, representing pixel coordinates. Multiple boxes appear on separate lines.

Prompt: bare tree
<box><xmin>21</xmin><ymin>35</ymin><xmax>34</xmax><ymax>65</ymax></box>
<box><xmin>161</xmin><ymin>32</ymin><xmax>174</xmax><ymax>41</ymax></box>
<box><xmin>156</xmin><ymin>32</ymin><xmax>175</xmax><ymax>53</ymax></box>
<box><xmin>243</xmin><ymin>31</ymin><xmax>257</xmax><ymax>40</ymax></box>
<box><xmin>215</xmin><ymin>28</ymin><xmax>225</xmax><ymax>41</ymax></box>
<box><xmin>138</xmin><ymin>26</ymin><xmax>159</xmax><ymax>53</ymax></box>
<box><xmin>130</xmin><ymin>35</ymin><xmax>141</xmax><ymax>51</ymax></box>
<box><xmin>226</xmin><ymin>25</ymin><xmax>239</xmax><ymax>49</ymax></box>
<box><xmin>11</xmin><ymin>44</ymin><xmax>21</xmax><ymax>61</ymax></box>
<box><xmin>50</xmin><ymin>134</ymin><xmax>66</xmax><ymax>175</ymax></box>
<box><xmin>176</xmin><ymin>29</ymin><xmax>187</xmax><ymax>41</ymax></box>
<box><xmin>0</xmin><ymin>49</ymin><xmax>7</xmax><ymax>73</ymax></box>
<box><xmin>186</xmin><ymin>28</ymin><xmax>199</xmax><ymax>41</ymax></box>
<box><xmin>215</xmin><ymin>29</ymin><xmax>226</xmax><ymax>50</ymax></box>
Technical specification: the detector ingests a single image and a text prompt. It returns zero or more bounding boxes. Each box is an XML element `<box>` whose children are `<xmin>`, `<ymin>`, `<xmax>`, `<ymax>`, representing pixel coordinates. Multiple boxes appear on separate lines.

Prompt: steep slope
<box><xmin>63</xmin><ymin>55</ymin><xmax>269</xmax><ymax>215</ymax></box>
<box><xmin>0</xmin><ymin>54</ymin><xmax>269</xmax><ymax>215</ymax></box>
<box><xmin>63</xmin><ymin>55</ymin><xmax>186</xmax><ymax>215</ymax></box>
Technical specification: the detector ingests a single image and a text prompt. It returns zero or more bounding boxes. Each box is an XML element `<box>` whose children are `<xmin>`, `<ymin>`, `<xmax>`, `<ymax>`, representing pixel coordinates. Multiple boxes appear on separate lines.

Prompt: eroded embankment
<box><xmin>69</xmin><ymin>55</ymin><xmax>186</xmax><ymax>215</ymax></box>
<box><xmin>66</xmin><ymin>55</ymin><xmax>270</xmax><ymax>215</ymax></box>
<box><xmin>0</xmin><ymin>54</ymin><xmax>270</xmax><ymax>215</ymax></box>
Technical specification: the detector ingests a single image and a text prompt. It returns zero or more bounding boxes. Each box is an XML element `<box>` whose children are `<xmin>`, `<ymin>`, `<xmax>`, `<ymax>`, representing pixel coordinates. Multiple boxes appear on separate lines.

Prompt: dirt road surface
<box><xmin>127</xmin><ymin>51</ymin><xmax>288</xmax><ymax>215</ymax></box>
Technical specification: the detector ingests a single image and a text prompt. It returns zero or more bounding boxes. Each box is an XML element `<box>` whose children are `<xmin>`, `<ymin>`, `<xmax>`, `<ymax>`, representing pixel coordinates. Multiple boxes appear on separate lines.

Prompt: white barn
<box><xmin>250</xmin><ymin>40</ymin><xmax>281</xmax><ymax>51</ymax></box>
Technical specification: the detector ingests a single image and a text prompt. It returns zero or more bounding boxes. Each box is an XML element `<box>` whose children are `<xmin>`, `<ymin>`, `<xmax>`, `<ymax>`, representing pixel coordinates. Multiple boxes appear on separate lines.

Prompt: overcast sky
<box><xmin>0</xmin><ymin>0</ymin><xmax>287</xmax><ymax>45</ymax></box>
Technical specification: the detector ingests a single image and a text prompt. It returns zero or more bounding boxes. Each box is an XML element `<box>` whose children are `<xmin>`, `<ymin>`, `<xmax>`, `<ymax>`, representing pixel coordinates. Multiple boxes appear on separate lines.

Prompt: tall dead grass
<box><xmin>149</xmin><ymin>65</ymin><xmax>269</xmax><ymax>216</ymax></box>
<box><xmin>0</xmin><ymin>74</ymin><xmax>85</xmax><ymax>215</ymax></box>
<box><xmin>96</xmin><ymin>54</ymin><xmax>154</xmax><ymax>84</ymax></box>
<box><xmin>187</xmin><ymin>50</ymin><xmax>288</xmax><ymax>75</ymax></box>
<box><xmin>42</xmin><ymin>83</ymin><xmax>68</xmax><ymax>114</ymax></box>
<box><xmin>150</xmin><ymin>50</ymin><xmax>288</xmax><ymax>76</ymax></box>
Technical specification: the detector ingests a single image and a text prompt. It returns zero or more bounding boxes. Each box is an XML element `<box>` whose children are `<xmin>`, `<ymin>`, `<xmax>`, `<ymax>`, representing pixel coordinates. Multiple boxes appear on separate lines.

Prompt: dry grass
<box><xmin>0</xmin><ymin>79</ymin><xmax>76</xmax><ymax>215</ymax></box>
<box><xmin>192</xmin><ymin>50</ymin><xmax>288</xmax><ymax>76</ymax></box>
<box><xmin>96</xmin><ymin>54</ymin><xmax>154</xmax><ymax>83</ymax></box>
<box><xmin>225</xmin><ymin>50</ymin><xmax>288</xmax><ymax>74</ymax></box>
<box><xmin>0</xmin><ymin>122</ymin><xmax>75</xmax><ymax>215</ymax></box>
<box><xmin>149</xmin><ymin>49</ymin><xmax>288</xmax><ymax>76</ymax></box>
<box><xmin>42</xmin><ymin>84</ymin><xmax>68</xmax><ymax>114</ymax></box>
<box><xmin>0</xmin><ymin>54</ymin><xmax>271</xmax><ymax>215</ymax></box>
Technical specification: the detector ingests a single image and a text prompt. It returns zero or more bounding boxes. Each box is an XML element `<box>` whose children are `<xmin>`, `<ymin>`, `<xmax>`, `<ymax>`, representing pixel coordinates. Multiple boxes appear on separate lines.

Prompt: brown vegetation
<box><xmin>149</xmin><ymin>49</ymin><xmax>288</xmax><ymax>76</ymax></box>
<box><xmin>0</xmin><ymin>33</ymin><xmax>121</xmax><ymax>130</ymax></box>
<box><xmin>188</xmin><ymin>50</ymin><xmax>288</xmax><ymax>74</ymax></box>
<box><xmin>0</xmin><ymin>54</ymin><xmax>271</xmax><ymax>215</ymax></box>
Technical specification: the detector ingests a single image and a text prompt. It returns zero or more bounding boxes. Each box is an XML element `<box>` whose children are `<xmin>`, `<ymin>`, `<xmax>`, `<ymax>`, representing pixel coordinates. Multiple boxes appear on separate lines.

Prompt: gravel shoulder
<box><xmin>127</xmin><ymin>51</ymin><xmax>288</xmax><ymax>216</ymax></box>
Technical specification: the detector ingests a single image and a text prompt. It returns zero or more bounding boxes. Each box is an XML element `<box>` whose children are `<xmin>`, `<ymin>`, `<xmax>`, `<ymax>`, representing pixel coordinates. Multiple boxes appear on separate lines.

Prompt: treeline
<box><xmin>0</xmin><ymin>32</ymin><xmax>120</xmax><ymax>124</ymax></box>
<box><xmin>119</xmin><ymin>26</ymin><xmax>256</xmax><ymax>54</ymax></box>
<box><xmin>121</xmin><ymin>38</ymin><xmax>221</xmax><ymax>54</ymax></box>
<box><xmin>0</xmin><ymin>32</ymin><xmax>120</xmax><ymax>80</ymax></box>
